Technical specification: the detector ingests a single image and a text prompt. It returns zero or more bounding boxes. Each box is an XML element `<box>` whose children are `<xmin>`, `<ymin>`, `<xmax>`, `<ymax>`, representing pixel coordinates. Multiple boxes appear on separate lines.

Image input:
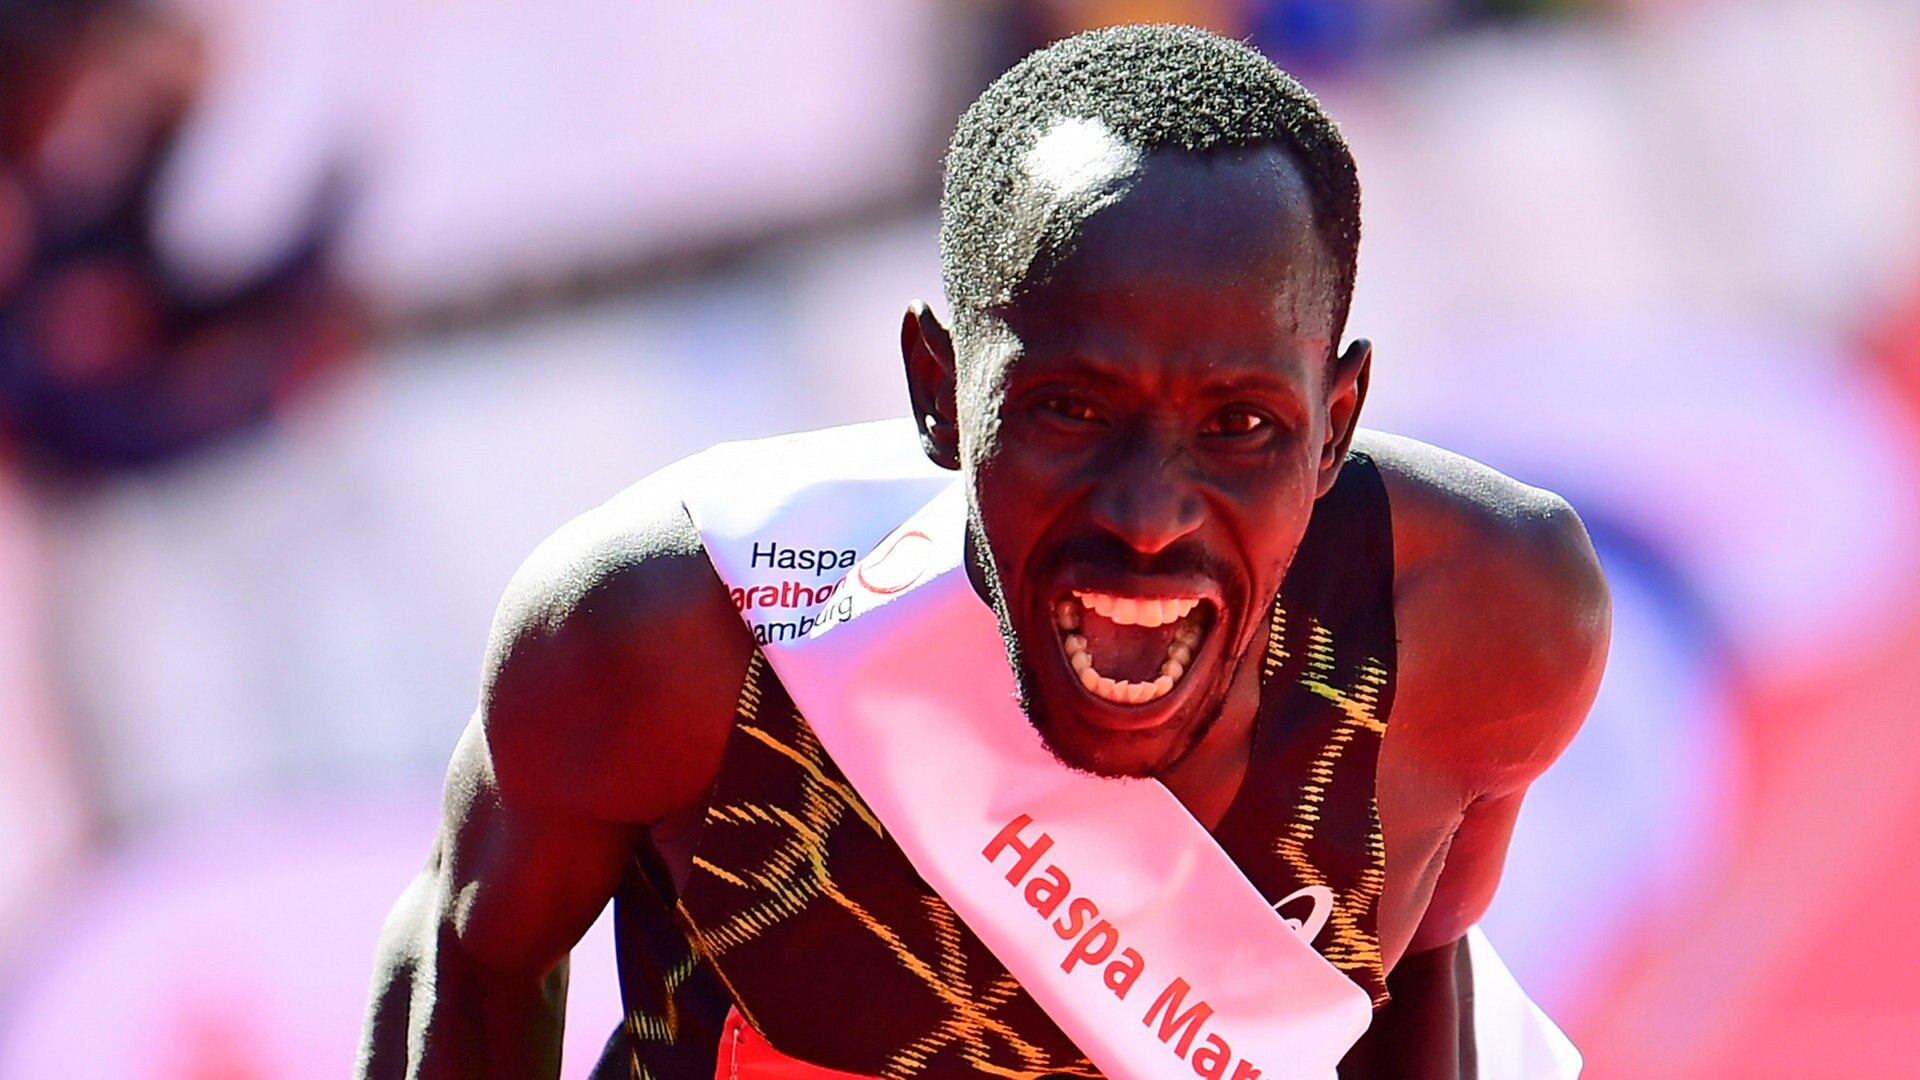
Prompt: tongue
<box><xmin>1078</xmin><ymin>612</ymin><xmax>1177</xmax><ymax>683</ymax></box>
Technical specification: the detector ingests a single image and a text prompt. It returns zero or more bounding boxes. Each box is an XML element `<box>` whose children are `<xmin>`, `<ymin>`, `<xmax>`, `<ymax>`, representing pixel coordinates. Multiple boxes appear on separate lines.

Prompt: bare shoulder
<box><xmin>1353</xmin><ymin>430</ymin><xmax>1610</xmax><ymax>799</ymax></box>
<box><xmin>478</xmin><ymin>465</ymin><xmax>754</xmax><ymax>826</ymax></box>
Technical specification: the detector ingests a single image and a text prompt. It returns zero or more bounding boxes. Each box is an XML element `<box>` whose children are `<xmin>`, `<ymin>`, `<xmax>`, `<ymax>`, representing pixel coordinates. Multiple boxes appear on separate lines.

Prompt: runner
<box><xmin>359</xmin><ymin>25</ymin><xmax>1607</xmax><ymax>1080</ymax></box>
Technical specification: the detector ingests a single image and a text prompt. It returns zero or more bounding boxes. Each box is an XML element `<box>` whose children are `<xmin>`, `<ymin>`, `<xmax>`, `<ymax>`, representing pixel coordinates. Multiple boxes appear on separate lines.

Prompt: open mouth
<box><xmin>1053</xmin><ymin>590</ymin><xmax>1217</xmax><ymax>707</ymax></box>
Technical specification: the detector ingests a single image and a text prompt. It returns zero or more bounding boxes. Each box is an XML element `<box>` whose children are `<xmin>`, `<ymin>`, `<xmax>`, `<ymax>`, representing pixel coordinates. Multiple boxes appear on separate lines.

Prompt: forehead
<box><xmin>992</xmin><ymin>131</ymin><xmax>1329</xmax><ymax>362</ymax></box>
<box><xmin>1045</xmin><ymin>142</ymin><xmax>1317</xmax><ymax>283</ymax></box>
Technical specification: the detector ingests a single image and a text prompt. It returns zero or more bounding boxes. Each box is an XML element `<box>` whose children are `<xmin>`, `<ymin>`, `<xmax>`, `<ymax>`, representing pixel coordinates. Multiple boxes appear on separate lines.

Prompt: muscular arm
<box><xmin>357</xmin><ymin>477</ymin><xmax>751</xmax><ymax>1078</ymax></box>
<box><xmin>356</xmin><ymin>724</ymin><xmax>640</xmax><ymax>1077</ymax></box>
<box><xmin>1359</xmin><ymin>432</ymin><xmax>1611</xmax><ymax>966</ymax></box>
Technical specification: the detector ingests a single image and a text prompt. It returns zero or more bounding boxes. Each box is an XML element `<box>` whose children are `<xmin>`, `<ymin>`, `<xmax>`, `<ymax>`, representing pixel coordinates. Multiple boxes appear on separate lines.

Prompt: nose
<box><xmin>1087</xmin><ymin>430</ymin><xmax>1205</xmax><ymax>556</ymax></box>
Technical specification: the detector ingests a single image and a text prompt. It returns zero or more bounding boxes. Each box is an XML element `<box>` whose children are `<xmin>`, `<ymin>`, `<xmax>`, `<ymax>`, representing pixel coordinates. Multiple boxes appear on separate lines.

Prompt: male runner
<box><xmin>360</xmin><ymin>25</ymin><xmax>1608</xmax><ymax>1080</ymax></box>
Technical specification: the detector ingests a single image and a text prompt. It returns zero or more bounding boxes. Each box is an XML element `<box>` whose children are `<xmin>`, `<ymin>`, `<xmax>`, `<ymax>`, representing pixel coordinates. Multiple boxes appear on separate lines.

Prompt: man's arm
<box><xmin>357</xmin><ymin>479</ymin><xmax>751</xmax><ymax>1078</ymax></box>
<box><xmin>356</xmin><ymin>722</ymin><xmax>640</xmax><ymax>1077</ymax></box>
<box><xmin>1337</xmin><ymin>433</ymin><xmax>1607</xmax><ymax>1077</ymax></box>
<box><xmin>1399</xmin><ymin>487</ymin><xmax>1608</xmax><ymax>955</ymax></box>
<box><xmin>1360</xmin><ymin>431</ymin><xmax>1612</xmax><ymax>965</ymax></box>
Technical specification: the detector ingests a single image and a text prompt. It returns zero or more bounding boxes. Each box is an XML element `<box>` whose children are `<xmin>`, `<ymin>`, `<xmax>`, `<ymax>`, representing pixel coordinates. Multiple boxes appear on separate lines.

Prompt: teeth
<box><xmin>1062</xmin><ymin>622</ymin><xmax>1206</xmax><ymax>706</ymax></box>
<box><xmin>1084</xmin><ymin>675</ymin><xmax>1175</xmax><ymax>706</ymax></box>
<box><xmin>1055</xmin><ymin>600</ymin><xmax>1080</xmax><ymax>630</ymax></box>
<box><xmin>1071</xmin><ymin>592</ymin><xmax>1203</xmax><ymax>628</ymax></box>
<box><xmin>1060</xmin><ymin>591</ymin><xmax>1210</xmax><ymax>706</ymax></box>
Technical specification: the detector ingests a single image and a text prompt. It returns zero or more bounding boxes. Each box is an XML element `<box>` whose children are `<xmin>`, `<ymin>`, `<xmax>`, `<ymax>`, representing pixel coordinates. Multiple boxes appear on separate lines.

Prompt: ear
<box><xmin>902</xmin><ymin>300</ymin><xmax>961</xmax><ymax>471</ymax></box>
<box><xmin>1315</xmin><ymin>338</ymin><xmax>1372</xmax><ymax>498</ymax></box>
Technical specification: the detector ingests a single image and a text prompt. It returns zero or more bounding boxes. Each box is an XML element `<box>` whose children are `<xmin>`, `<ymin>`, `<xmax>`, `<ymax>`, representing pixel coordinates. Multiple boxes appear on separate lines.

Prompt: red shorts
<box><xmin>715</xmin><ymin>1007</ymin><xmax>878</xmax><ymax>1080</ymax></box>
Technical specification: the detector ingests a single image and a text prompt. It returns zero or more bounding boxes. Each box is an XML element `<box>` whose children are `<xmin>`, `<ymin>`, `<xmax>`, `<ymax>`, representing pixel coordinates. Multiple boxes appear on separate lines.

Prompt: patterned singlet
<box><xmin>589</xmin><ymin>452</ymin><xmax>1399</xmax><ymax>1080</ymax></box>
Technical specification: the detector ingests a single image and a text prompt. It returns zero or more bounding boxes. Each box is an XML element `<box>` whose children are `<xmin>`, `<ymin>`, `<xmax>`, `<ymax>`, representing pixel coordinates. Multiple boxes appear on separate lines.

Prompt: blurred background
<box><xmin>0</xmin><ymin>0</ymin><xmax>1916</xmax><ymax>1076</ymax></box>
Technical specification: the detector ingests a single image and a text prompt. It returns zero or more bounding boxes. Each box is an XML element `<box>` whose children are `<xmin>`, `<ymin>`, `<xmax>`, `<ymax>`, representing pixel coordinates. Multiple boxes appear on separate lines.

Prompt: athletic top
<box><xmin>589</xmin><ymin>424</ymin><xmax>1399</xmax><ymax>1080</ymax></box>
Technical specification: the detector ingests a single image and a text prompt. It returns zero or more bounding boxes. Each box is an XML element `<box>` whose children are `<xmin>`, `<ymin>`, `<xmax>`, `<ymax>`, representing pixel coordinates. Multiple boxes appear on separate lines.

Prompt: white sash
<box><xmin>1466</xmin><ymin>929</ymin><xmax>1583</xmax><ymax>1080</ymax></box>
<box><xmin>681</xmin><ymin>421</ymin><xmax>1372</xmax><ymax>1080</ymax></box>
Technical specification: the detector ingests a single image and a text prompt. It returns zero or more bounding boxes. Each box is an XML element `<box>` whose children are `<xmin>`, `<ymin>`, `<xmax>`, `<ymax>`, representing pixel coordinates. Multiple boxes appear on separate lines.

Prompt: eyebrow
<box><xmin>1008</xmin><ymin>354</ymin><xmax>1311</xmax><ymax>414</ymax></box>
<box><xmin>1189</xmin><ymin>371</ymin><xmax>1306</xmax><ymax>399</ymax></box>
<box><xmin>1007</xmin><ymin>355</ymin><xmax>1133</xmax><ymax>389</ymax></box>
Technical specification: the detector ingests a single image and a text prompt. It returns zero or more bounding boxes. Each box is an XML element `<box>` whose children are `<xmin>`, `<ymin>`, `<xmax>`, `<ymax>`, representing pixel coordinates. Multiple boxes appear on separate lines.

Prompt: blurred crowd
<box><xmin>0</xmin><ymin>0</ymin><xmax>358</xmax><ymax>471</ymax></box>
<box><xmin>0</xmin><ymin>1</ymin><xmax>1917</xmax><ymax>1078</ymax></box>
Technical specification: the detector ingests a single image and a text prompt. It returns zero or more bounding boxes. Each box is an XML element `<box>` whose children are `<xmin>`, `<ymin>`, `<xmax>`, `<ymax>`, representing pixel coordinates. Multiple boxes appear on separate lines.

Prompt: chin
<box><xmin>1025</xmin><ymin>697</ymin><xmax>1223</xmax><ymax>779</ymax></box>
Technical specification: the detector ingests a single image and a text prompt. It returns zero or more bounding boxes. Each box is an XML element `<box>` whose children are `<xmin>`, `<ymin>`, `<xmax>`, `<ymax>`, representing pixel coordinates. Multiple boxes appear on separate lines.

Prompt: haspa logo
<box><xmin>855</xmin><ymin>530</ymin><xmax>934</xmax><ymax>595</ymax></box>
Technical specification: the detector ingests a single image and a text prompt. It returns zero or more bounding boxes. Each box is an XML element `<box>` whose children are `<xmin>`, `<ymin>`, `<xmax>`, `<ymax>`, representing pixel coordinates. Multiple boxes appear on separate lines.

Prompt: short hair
<box><xmin>939</xmin><ymin>24</ymin><xmax>1361</xmax><ymax>351</ymax></box>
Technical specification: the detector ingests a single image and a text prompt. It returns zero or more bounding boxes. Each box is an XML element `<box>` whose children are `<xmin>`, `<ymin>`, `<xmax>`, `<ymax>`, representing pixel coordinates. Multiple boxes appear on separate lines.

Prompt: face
<box><xmin>907</xmin><ymin>138</ymin><xmax>1367</xmax><ymax>779</ymax></box>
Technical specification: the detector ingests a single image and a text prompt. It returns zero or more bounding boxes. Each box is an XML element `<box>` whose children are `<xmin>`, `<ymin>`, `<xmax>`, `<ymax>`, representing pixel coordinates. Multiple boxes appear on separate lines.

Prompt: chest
<box><xmin>651</xmin><ymin>719</ymin><xmax>1454</xmax><ymax>985</ymax></box>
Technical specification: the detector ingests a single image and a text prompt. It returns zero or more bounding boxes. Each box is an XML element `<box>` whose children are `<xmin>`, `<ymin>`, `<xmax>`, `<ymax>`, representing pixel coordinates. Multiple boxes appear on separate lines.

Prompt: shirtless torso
<box><xmin>356</xmin><ymin>426</ymin><xmax>1606</xmax><ymax>1078</ymax></box>
<box><xmin>358</xmin><ymin>26</ymin><xmax>1609</xmax><ymax>1078</ymax></box>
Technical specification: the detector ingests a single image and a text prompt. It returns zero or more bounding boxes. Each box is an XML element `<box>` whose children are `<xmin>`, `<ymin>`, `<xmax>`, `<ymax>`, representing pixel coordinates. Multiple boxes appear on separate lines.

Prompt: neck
<box><xmin>1154</xmin><ymin>604</ymin><xmax>1272</xmax><ymax>830</ymax></box>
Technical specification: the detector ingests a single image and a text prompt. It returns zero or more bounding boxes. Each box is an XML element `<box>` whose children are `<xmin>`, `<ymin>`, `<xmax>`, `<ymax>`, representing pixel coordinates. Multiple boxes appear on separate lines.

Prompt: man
<box><xmin>359</xmin><ymin>25</ymin><xmax>1607</xmax><ymax>1080</ymax></box>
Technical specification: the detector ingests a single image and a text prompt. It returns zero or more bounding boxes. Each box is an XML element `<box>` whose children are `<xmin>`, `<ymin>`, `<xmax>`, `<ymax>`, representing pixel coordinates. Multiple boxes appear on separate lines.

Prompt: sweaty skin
<box><xmin>358</xmin><ymin>147</ymin><xmax>1608</xmax><ymax>1077</ymax></box>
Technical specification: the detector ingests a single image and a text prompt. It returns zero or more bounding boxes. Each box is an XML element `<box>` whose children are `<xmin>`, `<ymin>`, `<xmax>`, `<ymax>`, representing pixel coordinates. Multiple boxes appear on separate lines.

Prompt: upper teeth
<box><xmin>1071</xmin><ymin>591</ymin><xmax>1201</xmax><ymax>628</ymax></box>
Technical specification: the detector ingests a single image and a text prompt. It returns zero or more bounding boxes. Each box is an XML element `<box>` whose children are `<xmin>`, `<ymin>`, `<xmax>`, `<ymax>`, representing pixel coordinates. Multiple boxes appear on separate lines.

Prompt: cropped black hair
<box><xmin>939</xmin><ymin>24</ymin><xmax>1360</xmax><ymax>349</ymax></box>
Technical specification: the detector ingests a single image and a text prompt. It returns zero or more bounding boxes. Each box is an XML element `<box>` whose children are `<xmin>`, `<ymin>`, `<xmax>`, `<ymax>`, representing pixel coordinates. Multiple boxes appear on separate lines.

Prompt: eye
<box><xmin>1038</xmin><ymin>396</ymin><xmax>1102</xmax><ymax>425</ymax></box>
<box><xmin>1201</xmin><ymin>409</ymin><xmax>1271</xmax><ymax>438</ymax></box>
